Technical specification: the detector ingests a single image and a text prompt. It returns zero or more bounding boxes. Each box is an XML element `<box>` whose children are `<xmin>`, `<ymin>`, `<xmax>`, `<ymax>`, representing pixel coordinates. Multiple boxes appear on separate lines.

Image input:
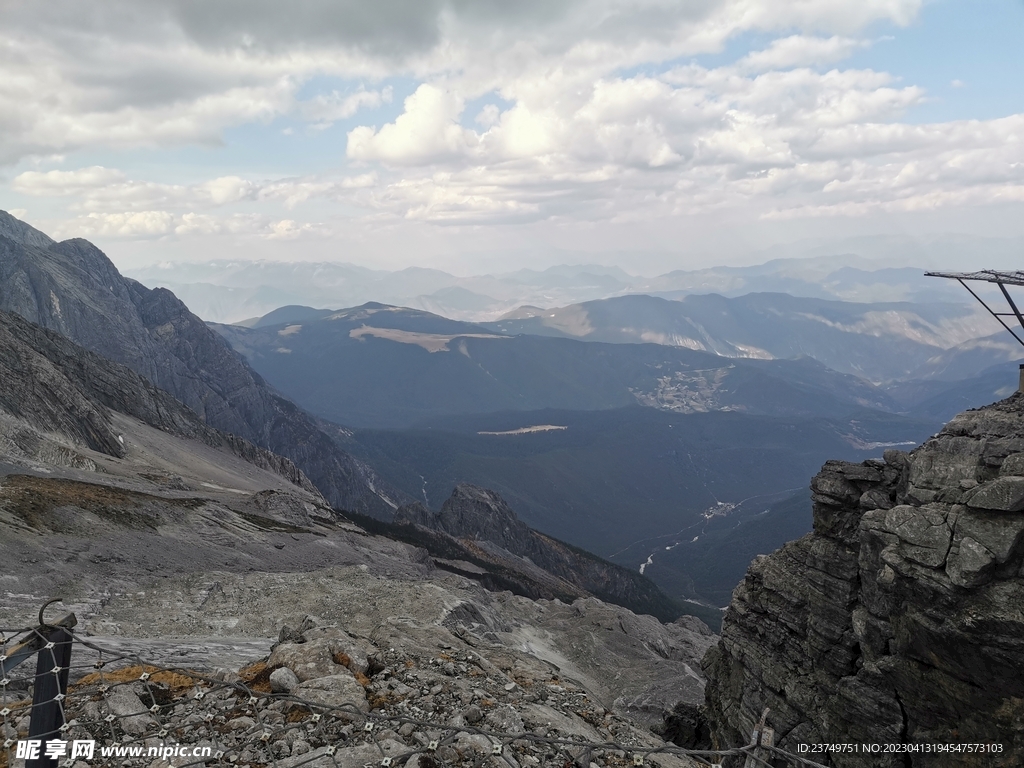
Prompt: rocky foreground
<box><xmin>56</xmin><ymin>608</ymin><xmax>708</xmax><ymax>767</ymax></box>
<box><xmin>1</xmin><ymin>569</ymin><xmax>715</xmax><ymax>768</ymax></box>
<box><xmin>704</xmin><ymin>394</ymin><xmax>1024</xmax><ymax>766</ymax></box>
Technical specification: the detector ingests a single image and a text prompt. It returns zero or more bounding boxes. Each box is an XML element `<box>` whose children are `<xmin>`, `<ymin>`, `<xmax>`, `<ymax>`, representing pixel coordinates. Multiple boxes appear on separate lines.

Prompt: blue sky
<box><xmin>1</xmin><ymin>0</ymin><xmax>1022</xmax><ymax>273</ymax></box>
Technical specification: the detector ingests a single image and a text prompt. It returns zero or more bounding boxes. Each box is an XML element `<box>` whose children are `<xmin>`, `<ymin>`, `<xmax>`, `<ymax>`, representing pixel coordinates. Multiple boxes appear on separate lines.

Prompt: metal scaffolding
<box><xmin>925</xmin><ymin>270</ymin><xmax>1024</xmax><ymax>348</ymax></box>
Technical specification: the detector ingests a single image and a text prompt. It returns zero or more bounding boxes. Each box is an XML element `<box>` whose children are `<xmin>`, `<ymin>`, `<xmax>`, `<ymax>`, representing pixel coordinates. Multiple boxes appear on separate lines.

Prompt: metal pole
<box><xmin>25</xmin><ymin>627</ymin><xmax>73</xmax><ymax>768</ymax></box>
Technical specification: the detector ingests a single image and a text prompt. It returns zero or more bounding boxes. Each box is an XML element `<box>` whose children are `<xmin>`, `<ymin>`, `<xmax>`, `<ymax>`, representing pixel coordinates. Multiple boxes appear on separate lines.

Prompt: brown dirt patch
<box><xmin>74</xmin><ymin>664</ymin><xmax>199</xmax><ymax>693</ymax></box>
<box><xmin>237</xmin><ymin>659</ymin><xmax>278</xmax><ymax>694</ymax></box>
<box><xmin>1</xmin><ymin>475</ymin><xmax>203</xmax><ymax>532</ymax></box>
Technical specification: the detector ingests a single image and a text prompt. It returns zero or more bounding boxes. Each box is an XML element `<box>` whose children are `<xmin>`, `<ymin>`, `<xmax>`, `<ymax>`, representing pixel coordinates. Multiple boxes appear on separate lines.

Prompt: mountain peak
<box><xmin>0</xmin><ymin>210</ymin><xmax>55</xmax><ymax>248</ymax></box>
<box><xmin>438</xmin><ymin>483</ymin><xmax>529</xmax><ymax>547</ymax></box>
<box><xmin>396</xmin><ymin>483</ymin><xmax>527</xmax><ymax>548</ymax></box>
<box><xmin>0</xmin><ymin>216</ymin><xmax>405</xmax><ymax>516</ymax></box>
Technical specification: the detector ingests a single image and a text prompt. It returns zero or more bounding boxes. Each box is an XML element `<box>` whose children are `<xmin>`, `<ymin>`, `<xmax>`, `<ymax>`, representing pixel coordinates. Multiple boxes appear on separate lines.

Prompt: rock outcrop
<box><xmin>0</xmin><ymin>210</ymin><xmax>402</xmax><ymax>515</ymax></box>
<box><xmin>395</xmin><ymin>484</ymin><xmax>682</xmax><ymax>621</ymax></box>
<box><xmin>703</xmin><ymin>394</ymin><xmax>1024</xmax><ymax>766</ymax></box>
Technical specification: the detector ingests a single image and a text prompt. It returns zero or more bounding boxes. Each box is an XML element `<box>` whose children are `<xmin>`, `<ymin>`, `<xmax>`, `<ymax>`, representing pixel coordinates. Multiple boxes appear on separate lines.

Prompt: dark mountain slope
<box><xmin>339</xmin><ymin>406</ymin><xmax>934</xmax><ymax>566</ymax></box>
<box><xmin>0</xmin><ymin>211</ymin><xmax>402</xmax><ymax>515</ymax></box>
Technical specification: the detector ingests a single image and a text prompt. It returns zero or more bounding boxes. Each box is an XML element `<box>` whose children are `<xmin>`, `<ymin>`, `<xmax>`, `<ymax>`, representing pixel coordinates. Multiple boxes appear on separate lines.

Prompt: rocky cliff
<box><xmin>0</xmin><ymin>210</ymin><xmax>402</xmax><ymax>515</ymax></box>
<box><xmin>703</xmin><ymin>394</ymin><xmax>1024</xmax><ymax>766</ymax></box>
<box><xmin>396</xmin><ymin>484</ymin><xmax>682</xmax><ymax>621</ymax></box>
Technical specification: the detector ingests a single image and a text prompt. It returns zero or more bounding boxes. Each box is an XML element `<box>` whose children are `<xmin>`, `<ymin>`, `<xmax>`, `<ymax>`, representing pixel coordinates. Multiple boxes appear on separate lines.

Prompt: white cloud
<box><xmin>199</xmin><ymin>176</ymin><xmax>259</xmax><ymax>205</ymax></box>
<box><xmin>301</xmin><ymin>87</ymin><xmax>393</xmax><ymax>129</ymax></box>
<box><xmin>336</xmin><ymin>59</ymin><xmax>1022</xmax><ymax>225</ymax></box>
<box><xmin>11</xmin><ymin>167</ymin><xmax>378</xmax><ymax>213</ymax></box>
<box><xmin>736</xmin><ymin>35</ymin><xmax>869</xmax><ymax>72</ymax></box>
<box><xmin>53</xmin><ymin>210</ymin><xmax>329</xmax><ymax>240</ymax></box>
<box><xmin>347</xmin><ymin>85</ymin><xmax>479</xmax><ymax>165</ymax></box>
<box><xmin>4</xmin><ymin>0</ymin><xmax>1022</xmax><ymax>249</ymax></box>
<box><xmin>265</xmin><ymin>219</ymin><xmax>330</xmax><ymax>239</ymax></box>
<box><xmin>12</xmin><ymin>167</ymin><xmax>128</xmax><ymax>195</ymax></box>
<box><xmin>0</xmin><ymin>0</ymin><xmax>925</xmax><ymax>164</ymax></box>
<box><xmin>475</xmin><ymin>104</ymin><xmax>501</xmax><ymax>128</ymax></box>
<box><xmin>58</xmin><ymin>211</ymin><xmax>177</xmax><ymax>238</ymax></box>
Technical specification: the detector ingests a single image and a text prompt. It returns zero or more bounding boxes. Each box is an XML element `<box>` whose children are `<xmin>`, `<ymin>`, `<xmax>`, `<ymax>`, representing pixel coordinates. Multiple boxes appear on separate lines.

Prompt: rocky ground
<box><xmin>0</xmin><ymin>402</ymin><xmax>717</xmax><ymax>768</ymax></box>
<box><xmin>2</xmin><ymin>592</ymin><xmax>715</xmax><ymax>768</ymax></box>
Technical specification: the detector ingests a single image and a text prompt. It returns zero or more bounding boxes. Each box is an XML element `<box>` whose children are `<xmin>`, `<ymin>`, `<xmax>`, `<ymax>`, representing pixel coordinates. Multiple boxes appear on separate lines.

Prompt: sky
<box><xmin>1</xmin><ymin>0</ymin><xmax>1022</xmax><ymax>275</ymax></box>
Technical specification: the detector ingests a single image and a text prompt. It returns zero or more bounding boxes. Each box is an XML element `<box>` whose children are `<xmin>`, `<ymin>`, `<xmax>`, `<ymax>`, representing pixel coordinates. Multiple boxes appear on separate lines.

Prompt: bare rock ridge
<box><xmin>0</xmin><ymin>210</ymin><xmax>402</xmax><ymax>515</ymax></box>
<box><xmin>0</xmin><ymin>307</ymin><xmax>312</xmax><ymax>490</ymax></box>
<box><xmin>395</xmin><ymin>484</ymin><xmax>682</xmax><ymax>621</ymax></box>
<box><xmin>703</xmin><ymin>394</ymin><xmax>1024</xmax><ymax>766</ymax></box>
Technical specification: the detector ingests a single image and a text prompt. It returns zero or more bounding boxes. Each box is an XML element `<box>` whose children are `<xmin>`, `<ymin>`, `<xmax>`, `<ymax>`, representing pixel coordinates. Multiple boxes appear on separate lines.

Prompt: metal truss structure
<box><xmin>926</xmin><ymin>270</ymin><xmax>1024</xmax><ymax>348</ymax></box>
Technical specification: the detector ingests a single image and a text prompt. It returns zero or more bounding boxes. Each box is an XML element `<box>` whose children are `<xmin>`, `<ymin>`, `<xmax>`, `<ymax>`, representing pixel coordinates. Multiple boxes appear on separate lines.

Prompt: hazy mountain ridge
<box><xmin>485</xmin><ymin>293</ymin><xmax>994</xmax><ymax>382</ymax></box>
<box><xmin>125</xmin><ymin>246</ymin><xmax>985</xmax><ymax>325</ymax></box>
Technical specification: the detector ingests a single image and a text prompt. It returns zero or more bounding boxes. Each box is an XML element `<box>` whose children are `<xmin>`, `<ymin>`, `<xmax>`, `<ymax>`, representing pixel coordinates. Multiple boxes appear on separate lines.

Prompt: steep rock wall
<box><xmin>704</xmin><ymin>395</ymin><xmax>1024</xmax><ymax>766</ymax></box>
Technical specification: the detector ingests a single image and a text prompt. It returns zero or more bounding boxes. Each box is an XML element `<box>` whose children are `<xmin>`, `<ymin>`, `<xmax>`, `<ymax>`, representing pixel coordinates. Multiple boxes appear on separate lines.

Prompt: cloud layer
<box><xmin>2</xmin><ymin>0</ymin><xmax>1022</xmax><ymax>255</ymax></box>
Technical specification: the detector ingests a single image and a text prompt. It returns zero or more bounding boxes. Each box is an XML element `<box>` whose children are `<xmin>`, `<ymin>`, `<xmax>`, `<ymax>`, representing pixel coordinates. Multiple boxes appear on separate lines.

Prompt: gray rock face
<box><xmin>0</xmin><ymin>213</ymin><xmax>402</xmax><ymax>515</ymax></box>
<box><xmin>396</xmin><ymin>484</ymin><xmax>681</xmax><ymax>620</ymax></box>
<box><xmin>703</xmin><ymin>395</ymin><xmax>1024</xmax><ymax>766</ymax></box>
<box><xmin>0</xmin><ymin>308</ymin><xmax>313</xmax><ymax>490</ymax></box>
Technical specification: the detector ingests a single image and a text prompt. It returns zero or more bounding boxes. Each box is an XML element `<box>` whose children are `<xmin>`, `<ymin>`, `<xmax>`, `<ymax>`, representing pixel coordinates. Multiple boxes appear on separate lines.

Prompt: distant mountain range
<box><xmin>125</xmin><ymin>252</ymin><xmax>980</xmax><ymax>325</ymax></box>
<box><xmin>0</xmin><ymin>211</ymin><xmax>690</xmax><ymax>625</ymax></box>
<box><xmin>211</xmin><ymin>302</ymin><xmax>907</xmax><ymax>429</ymax></box>
<box><xmin>206</xmin><ymin>295</ymin><xmax>1019</xmax><ymax>606</ymax></box>
<box><xmin>6</xmin><ymin>208</ymin><xmax>1020</xmax><ymax>613</ymax></box>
